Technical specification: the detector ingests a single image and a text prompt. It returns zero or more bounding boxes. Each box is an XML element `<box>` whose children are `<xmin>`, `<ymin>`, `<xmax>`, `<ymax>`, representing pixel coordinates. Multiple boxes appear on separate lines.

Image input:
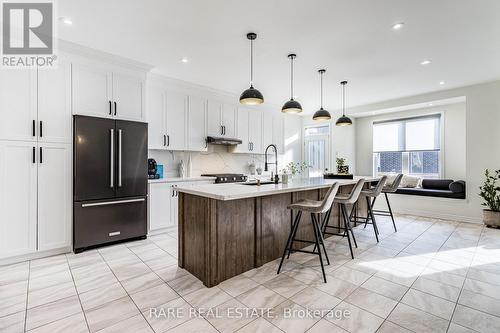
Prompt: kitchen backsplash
<box><xmin>148</xmin><ymin>145</ymin><xmax>286</xmax><ymax>178</ymax></box>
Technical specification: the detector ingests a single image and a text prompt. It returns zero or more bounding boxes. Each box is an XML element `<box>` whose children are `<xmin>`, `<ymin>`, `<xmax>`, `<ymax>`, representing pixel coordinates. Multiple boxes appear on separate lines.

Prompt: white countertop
<box><xmin>148</xmin><ymin>176</ymin><xmax>216</xmax><ymax>184</ymax></box>
<box><xmin>176</xmin><ymin>176</ymin><xmax>378</xmax><ymax>201</ymax></box>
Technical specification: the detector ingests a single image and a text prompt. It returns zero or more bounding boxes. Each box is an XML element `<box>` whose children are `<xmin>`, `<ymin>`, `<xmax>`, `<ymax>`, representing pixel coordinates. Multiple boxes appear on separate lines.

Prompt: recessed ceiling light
<box><xmin>59</xmin><ymin>17</ymin><xmax>73</xmax><ymax>25</ymax></box>
<box><xmin>439</xmin><ymin>81</ymin><xmax>445</xmax><ymax>85</ymax></box>
<box><xmin>429</xmin><ymin>103</ymin><xmax>434</xmax><ymax>106</ymax></box>
<box><xmin>180</xmin><ymin>57</ymin><xmax>189</xmax><ymax>63</ymax></box>
<box><xmin>392</xmin><ymin>22</ymin><xmax>405</xmax><ymax>30</ymax></box>
<box><xmin>420</xmin><ymin>60</ymin><xmax>432</xmax><ymax>65</ymax></box>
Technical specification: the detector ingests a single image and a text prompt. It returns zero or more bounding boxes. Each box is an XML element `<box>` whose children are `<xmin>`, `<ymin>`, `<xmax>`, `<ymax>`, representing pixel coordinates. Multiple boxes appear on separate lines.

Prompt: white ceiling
<box><xmin>59</xmin><ymin>0</ymin><xmax>500</xmax><ymax>115</ymax></box>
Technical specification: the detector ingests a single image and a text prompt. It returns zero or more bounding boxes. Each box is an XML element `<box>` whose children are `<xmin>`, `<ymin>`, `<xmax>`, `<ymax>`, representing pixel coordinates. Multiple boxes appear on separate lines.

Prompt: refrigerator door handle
<box><xmin>81</xmin><ymin>198</ymin><xmax>145</xmax><ymax>208</ymax></box>
<box><xmin>118</xmin><ymin>129</ymin><xmax>122</xmax><ymax>187</ymax></box>
<box><xmin>110</xmin><ymin>129</ymin><xmax>114</xmax><ymax>188</ymax></box>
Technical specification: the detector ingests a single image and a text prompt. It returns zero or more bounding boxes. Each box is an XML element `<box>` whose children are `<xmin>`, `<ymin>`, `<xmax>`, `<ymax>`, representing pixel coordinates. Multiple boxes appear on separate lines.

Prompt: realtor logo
<box><xmin>1</xmin><ymin>0</ymin><xmax>57</xmax><ymax>68</ymax></box>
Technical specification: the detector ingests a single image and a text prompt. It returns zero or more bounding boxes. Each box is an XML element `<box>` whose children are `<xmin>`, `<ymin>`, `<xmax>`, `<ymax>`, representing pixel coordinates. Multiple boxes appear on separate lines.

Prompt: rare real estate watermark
<box><xmin>1</xmin><ymin>0</ymin><xmax>58</xmax><ymax>68</ymax></box>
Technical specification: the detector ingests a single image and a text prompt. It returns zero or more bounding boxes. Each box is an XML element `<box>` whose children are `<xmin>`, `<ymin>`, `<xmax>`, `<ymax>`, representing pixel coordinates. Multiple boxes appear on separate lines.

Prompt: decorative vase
<box><xmin>337</xmin><ymin>165</ymin><xmax>349</xmax><ymax>174</ymax></box>
<box><xmin>483</xmin><ymin>210</ymin><xmax>500</xmax><ymax>228</ymax></box>
<box><xmin>282</xmin><ymin>174</ymin><xmax>289</xmax><ymax>184</ymax></box>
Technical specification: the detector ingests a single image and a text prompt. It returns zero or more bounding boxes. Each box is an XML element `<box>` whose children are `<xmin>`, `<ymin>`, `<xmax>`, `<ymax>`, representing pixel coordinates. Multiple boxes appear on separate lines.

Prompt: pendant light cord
<box><xmin>250</xmin><ymin>39</ymin><xmax>254</xmax><ymax>86</ymax></box>
<box><xmin>290</xmin><ymin>56</ymin><xmax>294</xmax><ymax>99</ymax></box>
<box><xmin>342</xmin><ymin>83</ymin><xmax>346</xmax><ymax>116</ymax></box>
<box><xmin>320</xmin><ymin>71</ymin><xmax>323</xmax><ymax>108</ymax></box>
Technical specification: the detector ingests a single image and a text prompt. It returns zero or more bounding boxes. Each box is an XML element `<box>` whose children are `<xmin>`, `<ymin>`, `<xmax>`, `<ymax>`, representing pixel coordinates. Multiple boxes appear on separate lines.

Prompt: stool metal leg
<box><xmin>313</xmin><ymin>213</ymin><xmax>330</xmax><ymax>266</ymax></box>
<box><xmin>340</xmin><ymin>204</ymin><xmax>355</xmax><ymax>259</ymax></box>
<box><xmin>366</xmin><ymin>196</ymin><xmax>379</xmax><ymax>242</ymax></box>
<box><xmin>311</xmin><ymin>213</ymin><xmax>327</xmax><ymax>283</ymax></box>
<box><xmin>278</xmin><ymin>211</ymin><xmax>302</xmax><ymax>274</ymax></box>
<box><xmin>287</xmin><ymin>211</ymin><xmax>302</xmax><ymax>259</ymax></box>
<box><xmin>343</xmin><ymin>205</ymin><xmax>358</xmax><ymax>248</ymax></box>
<box><xmin>385</xmin><ymin>192</ymin><xmax>397</xmax><ymax>232</ymax></box>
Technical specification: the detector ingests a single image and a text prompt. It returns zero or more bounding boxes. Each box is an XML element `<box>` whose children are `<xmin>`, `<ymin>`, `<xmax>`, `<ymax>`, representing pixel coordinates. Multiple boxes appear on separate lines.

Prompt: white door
<box><xmin>273</xmin><ymin>114</ymin><xmax>285</xmax><ymax>154</ymax></box>
<box><xmin>112</xmin><ymin>72</ymin><xmax>144</xmax><ymax>121</ymax></box>
<box><xmin>148</xmin><ymin>182</ymin><xmax>172</xmax><ymax>231</ymax></box>
<box><xmin>72</xmin><ymin>62</ymin><xmax>113</xmax><ymax>118</ymax></box>
<box><xmin>165</xmin><ymin>90</ymin><xmax>186</xmax><ymax>150</ymax></box>
<box><xmin>37</xmin><ymin>143</ymin><xmax>72</xmax><ymax>251</ymax></box>
<box><xmin>248</xmin><ymin>111</ymin><xmax>263</xmax><ymax>153</ymax></box>
<box><xmin>187</xmin><ymin>95</ymin><xmax>207</xmax><ymax>151</ymax></box>
<box><xmin>207</xmin><ymin>99</ymin><xmax>222</xmax><ymax>137</ymax></box>
<box><xmin>146</xmin><ymin>85</ymin><xmax>167</xmax><ymax>150</ymax></box>
<box><xmin>0</xmin><ymin>141</ymin><xmax>37</xmax><ymax>258</ymax></box>
<box><xmin>0</xmin><ymin>69</ymin><xmax>37</xmax><ymax>141</ymax></box>
<box><xmin>221</xmin><ymin>104</ymin><xmax>236</xmax><ymax>137</ymax></box>
<box><xmin>262</xmin><ymin>113</ymin><xmax>273</xmax><ymax>150</ymax></box>
<box><xmin>38</xmin><ymin>60</ymin><xmax>72</xmax><ymax>144</ymax></box>
<box><xmin>235</xmin><ymin>108</ymin><xmax>250</xmax><ymax>153</ymax></box>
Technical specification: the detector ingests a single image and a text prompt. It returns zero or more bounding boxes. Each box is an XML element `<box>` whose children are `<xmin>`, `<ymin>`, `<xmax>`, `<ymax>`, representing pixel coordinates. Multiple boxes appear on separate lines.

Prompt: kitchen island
<box><xmin>176</xmin><ymin>177</ymin><xmax>376</xmax><ymax>287</ymax></box>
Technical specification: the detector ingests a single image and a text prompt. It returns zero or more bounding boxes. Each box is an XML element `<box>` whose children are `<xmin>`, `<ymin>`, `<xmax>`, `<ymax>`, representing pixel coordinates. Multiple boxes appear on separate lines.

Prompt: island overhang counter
<box><xmin>176</xmin><ymin>177</ymin><xmax>376</xmax><ymax>287</ymax></box>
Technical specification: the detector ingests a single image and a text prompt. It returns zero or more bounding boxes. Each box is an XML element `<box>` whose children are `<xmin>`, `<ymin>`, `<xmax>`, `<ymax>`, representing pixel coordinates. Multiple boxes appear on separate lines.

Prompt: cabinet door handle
<box><xmin>220</xmin><ymin>125</ymin><xmax>223</xmax><ymax>135</ymax></box>
<box><xmin>163</xmin><ymin>134</ymin><xmax>167</xmax><ymax>146</ymax></box>
<box><xmin>39</xmin><ymin>147</ymin><xmax>43</xmax><ymax>164</ymax></box>
<box><xmin>109</xmin><ymin>101</ymin><xmax>112</xmax><ymax>115</ymax></box>
<box><xmin>175</xmin><ymin>185</ymin><xmax>178</xmax><ymax>197</ymax></box>
<box><xmin>114</xmin><ymin>101</ymin><xmax>117</xmax><ymax>116</ymax></box>
<box><xmin>110</xmin><ymin>129</ymin><xmax>114</xmax><ymax>188</ymax></box>
<box><xmin>167</xmin><ymin>135</ymin><xmax>170</xmax><ymax>147</ymax></box>
<box><xmin>32</xmin><ymin>120</ymin><xmax>36</xmax><ymax>137</ymax></box>
<box><xmin>171</xmin><ymin>185</ymin><xmax>175</xmax><ymax>197</ymax></box>
<box><xmin>32</xmin><ymin>147</ymin><xmax>36</xmax><ymax>164</ymax></box>
<box><xmin>223</xmin><ymin>126</ymin><xmax>226</xmax><ymax>135</ymax></box>
<box><xmin>118</xmin><ymin>129</ymin><xmax>122</xmax><ymax>187</ymax></box>
<box><xmin>39</xmin><ymin>121</ymin><xmax>43</xmax><ymax>138</ymax></box>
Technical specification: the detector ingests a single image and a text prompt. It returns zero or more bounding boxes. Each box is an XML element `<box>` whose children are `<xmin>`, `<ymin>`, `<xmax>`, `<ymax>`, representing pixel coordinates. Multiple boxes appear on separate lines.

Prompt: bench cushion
<box><xmin>395</xmin><ymin>187</ymin><xmax>465</xmax><ymax>199</ymax></box>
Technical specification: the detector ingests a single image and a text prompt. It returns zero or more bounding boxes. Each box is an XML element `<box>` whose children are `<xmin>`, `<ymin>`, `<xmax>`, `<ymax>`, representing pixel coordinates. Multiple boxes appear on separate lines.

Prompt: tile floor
<box><xmin>1</xmin><ymin>214</ymin><xmax>500</xmax><ymax>333</ymax></box>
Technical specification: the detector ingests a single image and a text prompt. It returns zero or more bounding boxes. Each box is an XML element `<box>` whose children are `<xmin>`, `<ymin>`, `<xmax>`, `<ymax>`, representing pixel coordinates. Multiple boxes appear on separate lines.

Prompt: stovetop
<box><xmin>201</xmin><ymin>173</ymin><xmax>248</xmax><ymax>184</ymax></box>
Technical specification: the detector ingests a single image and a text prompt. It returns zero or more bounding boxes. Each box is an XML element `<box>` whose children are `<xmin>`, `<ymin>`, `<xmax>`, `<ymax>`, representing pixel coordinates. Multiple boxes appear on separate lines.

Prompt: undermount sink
<box><xmin>240</xmin><ymin>181</ymin><xmax>277</xmax><ymax>186</ymax></box>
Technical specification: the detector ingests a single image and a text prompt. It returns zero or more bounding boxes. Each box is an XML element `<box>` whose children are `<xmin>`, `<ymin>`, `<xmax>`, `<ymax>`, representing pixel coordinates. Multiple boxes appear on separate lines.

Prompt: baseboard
<box><xmin>148</xmin><ymin>226</ymin><xmax>176</xmax><ymax>236</ymax></box>
<box><xmin>393</xmin><ymin>208</ymin><xmax>482</xmax><ymax>224</ymax></box>
<box><xmin>0</xmin><ymin>246</ymin><xmax>72</xmax><ymax>267</ymax></box>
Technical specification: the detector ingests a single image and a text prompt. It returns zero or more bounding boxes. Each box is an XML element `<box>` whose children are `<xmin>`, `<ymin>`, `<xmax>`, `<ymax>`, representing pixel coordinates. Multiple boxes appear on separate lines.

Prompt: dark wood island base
<box><xmin>178</xmin><ymin>184</ymin><xmax>369</xmax><ymax>287</ymax></box>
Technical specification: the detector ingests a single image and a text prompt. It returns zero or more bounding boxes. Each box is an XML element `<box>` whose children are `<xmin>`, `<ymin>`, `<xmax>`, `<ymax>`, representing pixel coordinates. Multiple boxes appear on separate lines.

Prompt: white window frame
<box><xmin>371</xmin><ymin>112</ymin><xmax>445</xmax><ymax>178</ymax></box>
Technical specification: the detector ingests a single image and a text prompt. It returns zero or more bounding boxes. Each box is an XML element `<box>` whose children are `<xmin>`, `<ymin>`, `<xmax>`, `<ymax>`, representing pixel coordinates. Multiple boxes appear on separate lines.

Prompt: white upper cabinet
<box><xmin>112</xmin><ymin>72</ymin><xmax>144</xmax><ymax>121</ymax></box>
<box><xmin>207</xmin><ymin>99</ymin><xmax>222</xmax><ymax>137</ymax></box>
<box><xmin>0</xmin><ymin>69</ymin><xmax>37</xmax><ymax>142</ymax></box>
<box><xmin>165</xmin><ymin>90</ymin><xmax>186</xmax><ymax>151</ymax></box>
<box><xmin>146</xmin><ymin>84</ymin><xmax>167</xmax><ymax>150</ymax></box>
<box><xmin>37</xmin><ymin>143</ymin><xmax>72</xmax><ymax>251</ymax></box>
<box><xmin>187</xmin><ymin>95</ymin><xmax>207</xmax><ymax>151</ymax></box>
<box><xmin>235</xmin><ymin>108</ymin><xmax>250</xmax><ymax>153</ymax></box>
<box><xmin>0</xmin><ymin>141</ymin><xmax>37</xmax><ymax>259</ymax></box>
<box><xmin>38</xmin><ymin>60</ymin><xmax>72</xmax><ymax>144</ymax></box>
<box><xmin>72</xmin><ymin>62</ymin><xmax>113</xmax><ymax>118</ymax></box>
<box><xmin>262</xmin><ymin>113</ymin><xmax>273</xmax><ymax>150</ymax></box>
<box><xmin>72</xmin><ymin>60</ymin><xmax>145</xmax><ymax>121</ymax></box>
<box><xmin>221</xmin><ymin>103</ymin><xmax>236</xmax><ymax>138</ymax></box>
<box><xmin>248</xmin><ymin>110</ymin><xmax>263</xmax><ymax>153</ymax></box>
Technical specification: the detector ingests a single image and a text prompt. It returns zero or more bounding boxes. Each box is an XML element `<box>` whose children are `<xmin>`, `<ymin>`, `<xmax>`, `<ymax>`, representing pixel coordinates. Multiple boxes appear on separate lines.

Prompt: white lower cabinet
<box><xmin>37</xmin><ymin>143</ymin><xmax>72</xmax><ymax>251</ymax></box>
<box><xmin>0</xmin><ymin>141</ymin><xmax>71</xmax><ymax>259</ymax></box>
<box><xmin>148</xmin><ymin>180</ymin><xmax>213</xmax><ymax>232</ymax></box>
<box><xmin>0</xmin><ymin>141</ymin><xmax>37</xmax><ymax>258</ymax></box>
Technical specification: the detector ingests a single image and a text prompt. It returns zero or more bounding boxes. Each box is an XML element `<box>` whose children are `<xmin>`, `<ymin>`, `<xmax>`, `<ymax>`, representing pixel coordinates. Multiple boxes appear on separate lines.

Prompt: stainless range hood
<box><xmin>207</xmin><ymin>136</ymin><xmax>243</xmax><ymax>145</ymax></box>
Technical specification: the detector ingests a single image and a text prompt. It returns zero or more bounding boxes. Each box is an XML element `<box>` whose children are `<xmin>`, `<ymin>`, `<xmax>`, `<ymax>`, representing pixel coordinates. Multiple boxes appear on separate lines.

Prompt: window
<box><xmin>373</xmin><ymin>114</ymin><xmax>441</xmax><ymax>178</ymax></box>
<box><xmin>304</xmin><ymin>125</ymin><xmax>330</xmax><ymax>178</ymax></box>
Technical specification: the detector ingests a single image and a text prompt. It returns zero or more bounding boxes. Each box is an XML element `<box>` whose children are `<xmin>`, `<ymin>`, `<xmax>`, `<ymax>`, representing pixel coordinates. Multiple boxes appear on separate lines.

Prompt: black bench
<box><xmin>395</xmin><ymin>179</ymin><xmax>466</xmax><ymax>199</ymax></box>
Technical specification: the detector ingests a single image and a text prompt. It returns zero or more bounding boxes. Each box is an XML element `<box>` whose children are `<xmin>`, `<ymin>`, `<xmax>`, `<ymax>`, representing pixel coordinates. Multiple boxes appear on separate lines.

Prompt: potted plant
<box><xmin>479</xmin><ymin>169</ymin><xmax>500</xmax><ymax>228</ymax></box>
<box><xmin>336</xmin><ymin>157</ymin><xmax>349</xmax><ymax>174</ymax></box>
<box><xmin>284</xmin><ymin>162</ymin><xmax>309</xmax><ymax>180</ymax></box>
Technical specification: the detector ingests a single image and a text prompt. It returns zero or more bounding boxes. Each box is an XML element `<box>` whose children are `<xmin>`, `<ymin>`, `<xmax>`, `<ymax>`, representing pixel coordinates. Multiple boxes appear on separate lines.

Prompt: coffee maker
<box><xmin>148</xmin><ymin>158</ymin><xmax>159</xmax><ymax>179</ymax></box>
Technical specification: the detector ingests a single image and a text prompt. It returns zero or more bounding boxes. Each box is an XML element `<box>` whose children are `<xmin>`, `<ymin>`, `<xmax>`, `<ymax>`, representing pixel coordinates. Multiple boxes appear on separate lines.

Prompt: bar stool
<box><xmin>321</xmin><ymin>179</ymin><xmax>366</xmax><ymax>259</ymax></box>
<box><xmin>372</xmin><ymin>173</ymin><xmax>403</xmax><ymax>232</ymax></box>
<box><xmin>277</xmin><ymin>183</ymin><xmax>340</xmax><ymax>283</ymax></box>
<box><xmin>356</xmin><ymin>176</ymin><xmax>388</xmax><ymax>242</ymax></box>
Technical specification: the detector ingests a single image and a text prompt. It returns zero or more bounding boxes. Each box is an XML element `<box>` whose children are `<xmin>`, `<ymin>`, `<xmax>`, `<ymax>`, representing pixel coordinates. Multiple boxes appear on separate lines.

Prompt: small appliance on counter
<box><xmin>148</xmin><ymin>158</ymin><xmax>159</xmax><ymax>179</ymax></box>
<box><xmin>201</xmin><ymin>173</ymin><xmax>248</xmax><ymax>184</ymax></box>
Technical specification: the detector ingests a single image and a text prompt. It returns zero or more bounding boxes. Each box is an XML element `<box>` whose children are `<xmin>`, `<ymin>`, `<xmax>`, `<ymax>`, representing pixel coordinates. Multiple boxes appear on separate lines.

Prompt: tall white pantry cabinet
<box><xmin>0</xmin><ymin>58</ymin><xmax>72</xmax><ymax>259</ymax></box>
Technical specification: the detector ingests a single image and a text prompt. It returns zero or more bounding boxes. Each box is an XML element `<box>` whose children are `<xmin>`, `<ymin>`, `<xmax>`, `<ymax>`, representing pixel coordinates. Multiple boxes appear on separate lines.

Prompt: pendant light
<box><xmin>281</xmin><ymin>54</ymin><xmax>302</xmax><ymax>113</ymax></box>
<box><xmin>312</xmin><ymin>69</ymin><xmax>331</xmax><ymax>121</ymax></box>
<box><xmin>240</xmin><ymin>33</ymin><xmax>264</xmax><ymax>105</ymax></box>
<box><xmin>335</xmin><ymin>80</ymin><xmax>353</xmax><ymax>126</ymax></box>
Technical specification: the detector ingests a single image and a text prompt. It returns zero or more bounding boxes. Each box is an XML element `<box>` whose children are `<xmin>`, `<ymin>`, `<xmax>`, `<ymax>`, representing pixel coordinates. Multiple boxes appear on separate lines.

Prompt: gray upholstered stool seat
<box><xmin>287</xmin><ymin>199</ymin><xmax>322</xmax><ymax>212</ymax></box>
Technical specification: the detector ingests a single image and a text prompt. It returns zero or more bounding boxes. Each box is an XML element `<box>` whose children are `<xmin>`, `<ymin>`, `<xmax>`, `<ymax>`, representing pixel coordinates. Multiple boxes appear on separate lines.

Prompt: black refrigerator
<box><xmin>73</xmin><ymin>115</ymin><xmax>148</xmax><ymax>253</ymax></box>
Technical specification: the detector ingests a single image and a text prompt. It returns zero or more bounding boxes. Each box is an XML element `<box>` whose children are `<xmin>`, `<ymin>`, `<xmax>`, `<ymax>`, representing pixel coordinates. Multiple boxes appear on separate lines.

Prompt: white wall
<box><xmin>350</xmin><ymin>80</ymin><xmax>500</xmax><ymax>223</ymax></box>
<box><xmin>355</xmin><ymin>103</ymin><xmax>466</xmax><ymax>180</ymax></box>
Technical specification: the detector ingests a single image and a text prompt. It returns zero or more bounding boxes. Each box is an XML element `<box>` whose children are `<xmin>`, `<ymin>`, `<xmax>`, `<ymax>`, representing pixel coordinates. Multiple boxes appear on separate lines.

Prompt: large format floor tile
<box><xmin>2</xmin><ymin>215</ymin><xmax>500</xmax><ymax>333</ymax></box>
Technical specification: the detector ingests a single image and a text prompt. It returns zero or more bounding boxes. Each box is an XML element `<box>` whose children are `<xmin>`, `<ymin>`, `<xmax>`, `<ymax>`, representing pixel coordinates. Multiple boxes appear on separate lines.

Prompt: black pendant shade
<box><xmin>312</xmin><ymin>69</ymin><xmax>331</xmax><ymax>121</ymax></box>
<box><xmin>282</xmin><ymin>54</ymin><xmax>302</xmax><ymax>113</ymax></box>
<box><xmin>335</xmin><ymin>80</ymin><xmax>352</xmax><ymax>126</ymax></box>
<box><xmin>240</xmin><ymin>33</ymin><xmax>264</xmax><ymax>105</ymax></box>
